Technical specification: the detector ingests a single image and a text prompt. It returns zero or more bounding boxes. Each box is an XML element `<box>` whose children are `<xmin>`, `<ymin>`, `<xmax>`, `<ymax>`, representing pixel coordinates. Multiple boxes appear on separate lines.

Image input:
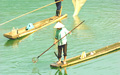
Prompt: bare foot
<box><xmin>63</xmin><ymin>61</ymin><xmax>66</xmax><ymax>64</ymax></box>
<box><xmin>56</xmin><ymin>61</ymin><xmax>61</xmax><ymax>64</ymax></box>
<box><xmin>55</xmin><ymin>16</ymin><xmax>58</xmax><ymax>18</ymax></box>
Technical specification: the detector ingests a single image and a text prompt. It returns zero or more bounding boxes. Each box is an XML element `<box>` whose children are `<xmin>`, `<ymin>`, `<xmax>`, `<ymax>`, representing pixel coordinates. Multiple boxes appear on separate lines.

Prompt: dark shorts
<box><xmin>55</xmin><ymin>0</ymin><xmax>61</xmax><ymax>10</ymax></box>
<box><xmin>58</xmin><ymin>43</ymin><xmax>67</xmax><ymax>58</ymax></box>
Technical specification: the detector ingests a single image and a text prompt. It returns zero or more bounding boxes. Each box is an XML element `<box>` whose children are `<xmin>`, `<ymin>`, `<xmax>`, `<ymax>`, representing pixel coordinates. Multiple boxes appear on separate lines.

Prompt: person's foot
<box><xmin>54</xmin><ymin>16</ymin><xmax>59</xmax><ymax>19</ymax></box>
<box><xmin>56</xmin><ymin>61</ymin><xmax>61</xmax><ymax>64</ymax></box>
<box><xmin>63</xmin><ymin>61</ymin><xmax>66</xmax><ymax>64</ymax></box>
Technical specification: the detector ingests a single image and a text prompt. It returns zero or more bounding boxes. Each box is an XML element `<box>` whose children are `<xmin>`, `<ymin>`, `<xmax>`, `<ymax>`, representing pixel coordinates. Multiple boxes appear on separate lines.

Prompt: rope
<box><xmin>0</xmin><ymin>0</ymin><xmax>61</xmax><ymax>26</ymax></box>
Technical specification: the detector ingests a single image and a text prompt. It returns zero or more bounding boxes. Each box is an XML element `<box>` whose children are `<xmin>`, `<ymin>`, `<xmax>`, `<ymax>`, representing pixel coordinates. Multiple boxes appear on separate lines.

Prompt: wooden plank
<box><xmin>50</xmin><ymin>42</ymin><xmax>120</xmax><ymax>68</ymax></box>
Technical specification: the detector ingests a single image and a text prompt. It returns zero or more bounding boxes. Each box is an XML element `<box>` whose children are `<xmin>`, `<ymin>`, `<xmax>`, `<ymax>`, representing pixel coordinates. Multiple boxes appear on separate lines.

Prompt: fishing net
<box><xmin>32</xmin><ymin>57</ymin><xmax>38</xmax><ymax>63</ymax></box>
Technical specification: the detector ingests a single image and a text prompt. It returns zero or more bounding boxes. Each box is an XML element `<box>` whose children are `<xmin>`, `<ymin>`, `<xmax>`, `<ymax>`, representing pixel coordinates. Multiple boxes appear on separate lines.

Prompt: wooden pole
<box><xmin>0</xmin><ymin>0</ymin><xmax>62</xmax><ymax>26</ymax></box>
<box><xmin>37</xmin><ymin>21</ymin><xmax>85</xmax><ymax>59</ymax></box>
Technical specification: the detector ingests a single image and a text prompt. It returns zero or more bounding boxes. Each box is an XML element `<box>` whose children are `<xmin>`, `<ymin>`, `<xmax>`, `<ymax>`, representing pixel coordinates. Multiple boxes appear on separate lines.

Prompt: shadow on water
<box><xmin>4</xmin><ymin>34</ymin><xmax>32</xmax><ymax>47</ymax></box>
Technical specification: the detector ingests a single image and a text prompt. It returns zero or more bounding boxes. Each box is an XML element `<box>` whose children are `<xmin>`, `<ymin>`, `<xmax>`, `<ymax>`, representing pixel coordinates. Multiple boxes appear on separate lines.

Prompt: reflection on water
<box><xmin>73</xmin><ymin>16</ymin><xmax>88</xmax><ymax>30</ymax></box>
<box><xmin>32</xmin><ymin>67</ymin><xmax>41</xmax><ymax>75</ymax></box>
<box><xmin>32</xmin><ymin>66</ymin><xmax>67</xmax><ymax>75</ymax></box>
<box><xmin>4</xmin><ymin>34</ymin><xmax>32</xmax><ymax>48</ymax></box>
<box><xmin>54</xmin><ymin>68</ymin><xmax>67</xmax><ymax>75</ymax></box>
<box><xmin>72</xmin><ymin>16</ymin><xmax>94</xmax><ymax>39</ymax></box>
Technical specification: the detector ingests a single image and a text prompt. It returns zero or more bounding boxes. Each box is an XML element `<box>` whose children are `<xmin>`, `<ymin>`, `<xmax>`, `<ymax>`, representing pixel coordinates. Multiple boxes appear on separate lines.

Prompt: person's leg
<box><xmin>63</xmin><ymin>43</ymin><xmax>67</xmax><ymax>64</ymax></box>
<box><xmin>55</xmin><ymin>0</ymin><xmax>62</xmax><ymax>16</ymax></box>
<box><xmin>63</xmin><ymin>53</ymin><xmax>67</xmax><ymax>64</ymax></box>
<box><xmin>56</xmin><ymin>1</ymin><xmax>61</xmax><ymax>10</ymax></box>
<box><xmin>57</xmin><ymin>45</ymin><xmax>62</xmax><ymax>64</ymax></box>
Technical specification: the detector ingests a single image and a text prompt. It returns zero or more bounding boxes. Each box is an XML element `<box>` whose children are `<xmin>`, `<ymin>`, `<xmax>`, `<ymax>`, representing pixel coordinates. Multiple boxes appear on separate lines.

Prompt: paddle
<box><xmin>32</xmin><ymin>20</ymin><xmax>85</xmax><ymax>63</ymax></box>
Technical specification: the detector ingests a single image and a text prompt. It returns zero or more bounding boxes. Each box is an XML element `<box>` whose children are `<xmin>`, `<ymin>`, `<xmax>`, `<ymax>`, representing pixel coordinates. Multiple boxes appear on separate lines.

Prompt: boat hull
<box><xmin>50</xmin><ymin>42</ymin><xmax>120</xmax><ymax>68</ymax></box>
<box><xmin>4</xmin><ymin>14</ymin><xmax>67</xmax><ymax>39</ymax></box>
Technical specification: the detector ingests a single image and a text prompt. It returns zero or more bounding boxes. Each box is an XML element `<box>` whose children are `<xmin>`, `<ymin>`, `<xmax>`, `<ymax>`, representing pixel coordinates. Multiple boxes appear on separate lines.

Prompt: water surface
<box><xmin>0</xmin><ymin>0</ymin><xmax>120</xmax><ymax>75</ymax></box>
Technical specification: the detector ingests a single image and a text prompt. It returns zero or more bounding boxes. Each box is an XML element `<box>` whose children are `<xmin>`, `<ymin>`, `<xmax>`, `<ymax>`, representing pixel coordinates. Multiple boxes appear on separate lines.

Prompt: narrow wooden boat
<box><xmin>4</xmin><ymin>14</ymin><xmax>67</xmax><ymax>39</ymax></box>
<box><xmin>50</xmin><ymin>42</ymin><xmax>120</xmax><ymax>68</ymax></box>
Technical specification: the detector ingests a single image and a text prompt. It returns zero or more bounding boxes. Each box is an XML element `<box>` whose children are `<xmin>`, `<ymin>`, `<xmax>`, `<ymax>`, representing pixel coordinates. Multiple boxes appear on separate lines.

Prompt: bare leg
<box><xmin>63</xmin><ymin>56</ymin><xmax>67</xmax><ymax>64</ymax></box>
<box><xmin>57</xmin><ymin>57</ymin><xmax>61</xmax><ymax>64</ymax></box>
<box><xmin>57</xmin><ymin>46</ymin><xmax>62</xmax><ymax>64</ymax></box>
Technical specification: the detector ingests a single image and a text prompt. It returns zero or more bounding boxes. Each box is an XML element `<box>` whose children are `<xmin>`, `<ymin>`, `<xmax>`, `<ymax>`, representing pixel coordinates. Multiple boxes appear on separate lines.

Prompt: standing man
<box><xmin>54</xmin><ymin>22</ymin><xmax>70</xmax><ymax>64</ymax></box>
<box><xmin>55</xmin><ymin>0</ymin><xmax>63</xmax><ymax>16</ymax></box>
<box><xmin>72</xmin><ymin>0</ymin><xmax>87</xmax><ymax>16</ymax></box>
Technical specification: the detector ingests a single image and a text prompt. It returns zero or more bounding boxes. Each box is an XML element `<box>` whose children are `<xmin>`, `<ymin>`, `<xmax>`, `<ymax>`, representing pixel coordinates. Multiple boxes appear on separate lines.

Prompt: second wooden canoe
<box><xmin>4</xmin><ymin>14</ymin><xmax>67</xmax><ymax>39</ymax></box>
<box><xmin>50</xmin><ymin>42</ymin><xmax>120</xmax><ymax>68</ymax></box>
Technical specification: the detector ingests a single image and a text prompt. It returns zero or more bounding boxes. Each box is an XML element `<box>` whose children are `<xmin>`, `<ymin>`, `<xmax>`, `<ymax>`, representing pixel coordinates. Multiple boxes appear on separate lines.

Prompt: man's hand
<box><xmin>54</xmin><ymin>39</ymin><xmax>58</xmax><ymax>44</ymax></box>
<box><xmin>69</xmin><ymin>31</ymin><xmax>71</xmax><ymax>34</ymax></box>
<box><xmin>54</xmin><ymin>42</ymin><xmax>57</xmax><ymax>44</ymax></box>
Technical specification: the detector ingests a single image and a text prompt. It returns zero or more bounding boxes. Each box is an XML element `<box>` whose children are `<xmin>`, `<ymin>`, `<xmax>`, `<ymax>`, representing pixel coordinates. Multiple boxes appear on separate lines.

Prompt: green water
<box><xmin>0</xmin><ymin>0</ymin><xmax>120</xmax><ymax>75</ymax></box>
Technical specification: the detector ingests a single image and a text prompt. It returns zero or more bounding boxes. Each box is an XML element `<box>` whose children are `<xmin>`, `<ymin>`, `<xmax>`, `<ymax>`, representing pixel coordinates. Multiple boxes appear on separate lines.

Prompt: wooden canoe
<box><xmin>4</xmin><ymin>14</ymin><xmax>67</xmax><ymax>39</ymax></box>
<box><xmin>50</xmin><ymin>42</ymin><xmax>120</xmax><ymax>68</ymax></box>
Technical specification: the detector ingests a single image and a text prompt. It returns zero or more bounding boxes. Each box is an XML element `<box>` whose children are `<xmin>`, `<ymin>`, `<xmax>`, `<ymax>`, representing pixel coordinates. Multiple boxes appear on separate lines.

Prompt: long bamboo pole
<box><xmin>0</xmin><ymin>0</ymin><xmax>62</xmax><ymax>26</ymax></box>
<box><xmin>32</xmin><ymin>20</ymin><xmax>85</xmax><ymax>63</ymax></box>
